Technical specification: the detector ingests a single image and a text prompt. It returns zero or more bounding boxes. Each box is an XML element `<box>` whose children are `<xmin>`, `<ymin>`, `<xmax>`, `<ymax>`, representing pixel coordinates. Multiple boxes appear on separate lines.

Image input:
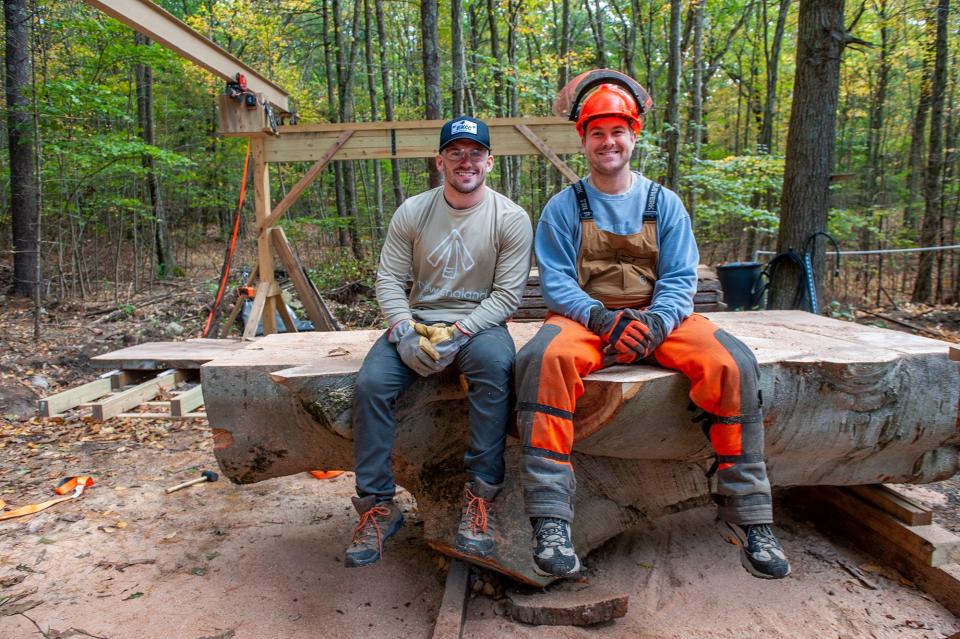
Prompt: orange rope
<box><xmin>202</xmin><ymin>140</ymin><xmax>252</xmax><ymax>337</ymax></box>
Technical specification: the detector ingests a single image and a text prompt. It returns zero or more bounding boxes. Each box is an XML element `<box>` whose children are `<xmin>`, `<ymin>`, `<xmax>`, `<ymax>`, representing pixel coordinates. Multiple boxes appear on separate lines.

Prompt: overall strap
<box><xmin>572</xmin><ymin>180</ymin><xmax>593</xmax><ymax>221</ymax></box>
<box><xmin>643</xmin><ymin>183</ymin><xmax>661</xmax><ymax>222</ymax></box>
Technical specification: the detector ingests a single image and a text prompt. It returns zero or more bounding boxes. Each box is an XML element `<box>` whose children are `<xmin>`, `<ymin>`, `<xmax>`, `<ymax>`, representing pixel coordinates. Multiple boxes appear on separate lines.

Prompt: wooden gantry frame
<box><xmin>219</xmin><ymin>103</ymin><xmax>584</xmax><ymax>338</ymax></box>
<box><xmin>82</xmin><ymin>0</ymin><xmax>585</xmax><ymax>339</ymax></box>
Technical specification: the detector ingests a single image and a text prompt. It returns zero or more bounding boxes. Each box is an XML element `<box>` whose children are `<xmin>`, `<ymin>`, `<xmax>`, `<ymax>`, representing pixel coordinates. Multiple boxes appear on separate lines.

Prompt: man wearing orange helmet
<box><xmin>515</xmin><ymin>77</ymin><xmax>790</xmax><ymax>580</ymax></box>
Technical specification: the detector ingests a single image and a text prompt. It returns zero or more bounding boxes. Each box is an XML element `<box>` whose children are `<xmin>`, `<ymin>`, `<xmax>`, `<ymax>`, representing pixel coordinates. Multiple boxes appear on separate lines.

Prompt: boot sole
<box><xmin>532</xmin><ymin>554</ymin><xmax>581</xmax><ymax>577</ymax></box>
<box><xmin>739</xmin><ymin>550</ymin><xmax>791</xmax><ymax>579</ymax></box>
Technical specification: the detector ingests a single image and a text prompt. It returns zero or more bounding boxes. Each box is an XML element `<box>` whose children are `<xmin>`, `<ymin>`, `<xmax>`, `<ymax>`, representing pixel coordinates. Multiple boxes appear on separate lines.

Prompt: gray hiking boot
<box><xmin>532</xmin><ymin>517</ymin><xmax>581</xmax><ymax>577</ymax></box>
<box><xmin>724</xmin><ymin>521</ymin><xmax>791</xmax><ymax>579</ymax></box>
<box><xmin>455</xmin><ymin>478</ymin><xmax>501</xmax><ymax>557</ymax></box>
<box><xmin>344</xmin><ymin>495</ymin><xmax>404</xmax><ymax>568</ymax></box>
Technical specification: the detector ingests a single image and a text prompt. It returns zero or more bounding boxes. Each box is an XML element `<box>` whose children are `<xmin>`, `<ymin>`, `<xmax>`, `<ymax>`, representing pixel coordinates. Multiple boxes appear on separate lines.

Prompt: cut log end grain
<box><xmin>505</xmin><ymin>585</ymin><xmax>629</xmax><ymax>626</ymax></box>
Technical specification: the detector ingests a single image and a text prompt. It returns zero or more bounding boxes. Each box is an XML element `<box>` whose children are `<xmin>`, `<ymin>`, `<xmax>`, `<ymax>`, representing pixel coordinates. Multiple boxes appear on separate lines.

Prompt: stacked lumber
<box><xmin>791</xmin><ymin>484</ymin><xmax>960</xmax><ymax>616</ymax></box>
<box><xmin>201</xmin><ymin>311</ymin><xmax>959</xmax><ymax>586</ymax></box>
<box><xmin>513</xmin><ymin>264</ymin><xmax>725</xmax><ymax>321</ymax></box>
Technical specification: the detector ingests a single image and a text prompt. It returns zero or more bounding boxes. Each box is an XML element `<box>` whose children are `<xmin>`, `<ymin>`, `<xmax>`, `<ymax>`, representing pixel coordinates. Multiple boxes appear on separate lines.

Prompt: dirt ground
<box><xmin>1</xmin><ymin>280</ymin><xmax>959</xmax><ymax>639</ymax></box>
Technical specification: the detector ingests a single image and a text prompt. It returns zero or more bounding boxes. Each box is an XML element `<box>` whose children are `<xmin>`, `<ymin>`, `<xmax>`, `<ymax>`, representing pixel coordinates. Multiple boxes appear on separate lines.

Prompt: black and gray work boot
<box><xmin>532</xmin><ymin>517</ymin><xmax>581</xmax><ymax>577</ymax></box>
<box><xmin>344</xmin><ymin>495</ymin><xmax>404</xmax><ymax>568</ymax></box>
<box><xmin>455</xmin><ymin>478</ymin><xmax>501</xmax><ymax>557</ymax></box>
<box><xmin>724</xmin><ymin>522</ymin><xmax>791</xmax><ymax>579</ymax></box>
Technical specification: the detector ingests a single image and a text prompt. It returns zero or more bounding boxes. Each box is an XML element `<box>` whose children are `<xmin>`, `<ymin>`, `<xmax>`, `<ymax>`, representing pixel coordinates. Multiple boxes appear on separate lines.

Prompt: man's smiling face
<box><xmin>436</xmin><ymin>141</ymin><xmax>494</xmax><ymax>195</ymax></box>
<box><xmin>582</xmin><ymin>116</ymin><xmax>637</xmax><ymax>177</ymax></box>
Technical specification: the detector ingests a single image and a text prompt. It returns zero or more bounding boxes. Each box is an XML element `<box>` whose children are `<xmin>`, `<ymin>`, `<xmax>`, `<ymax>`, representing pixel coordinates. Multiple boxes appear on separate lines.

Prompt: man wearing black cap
<box><xmin>345</xmin><ymin>116</ymin><xmax>533</xmax><ymax>567</ymax></box>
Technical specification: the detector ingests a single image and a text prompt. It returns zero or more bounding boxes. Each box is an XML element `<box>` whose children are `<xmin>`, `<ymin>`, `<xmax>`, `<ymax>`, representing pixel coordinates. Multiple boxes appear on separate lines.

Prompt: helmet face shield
<box><xmin>553</xmin><ymin>69</ymin><xmax>653</xmax><ymax>124</ymax></box>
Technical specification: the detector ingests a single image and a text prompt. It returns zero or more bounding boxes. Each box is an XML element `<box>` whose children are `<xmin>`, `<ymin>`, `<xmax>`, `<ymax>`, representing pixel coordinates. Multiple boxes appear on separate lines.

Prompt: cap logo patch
<box><xmin>451</xmin><ymin>120</ymin><xmax>478</xmax><ymax>135</ymax></box>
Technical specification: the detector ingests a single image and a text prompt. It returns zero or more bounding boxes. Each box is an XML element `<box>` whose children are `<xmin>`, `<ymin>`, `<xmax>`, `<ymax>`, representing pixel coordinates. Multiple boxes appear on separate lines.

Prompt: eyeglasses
<box><xmin>442</xmin><ymin>148</ymin><xmax>489</xmax><ymax>162</ymax></box>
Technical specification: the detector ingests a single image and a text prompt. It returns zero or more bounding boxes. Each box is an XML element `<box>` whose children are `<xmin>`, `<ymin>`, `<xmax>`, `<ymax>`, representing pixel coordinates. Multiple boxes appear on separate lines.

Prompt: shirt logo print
<box><xmin>427</xmin><ymin>229</ymin><xmax>476</xmax><ymax>279</ymax></box>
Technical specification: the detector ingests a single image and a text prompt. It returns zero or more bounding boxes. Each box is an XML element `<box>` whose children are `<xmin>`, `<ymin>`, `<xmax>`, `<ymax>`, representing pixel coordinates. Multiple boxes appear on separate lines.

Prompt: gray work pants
<box><xmin>352</xmin><ymin>323</ymin><xmax>515</xmax><ymax>500</ymax></box>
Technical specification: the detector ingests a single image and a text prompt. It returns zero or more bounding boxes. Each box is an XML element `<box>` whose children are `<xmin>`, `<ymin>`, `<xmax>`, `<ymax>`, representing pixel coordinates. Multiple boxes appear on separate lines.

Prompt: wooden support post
<box><xmin>242</xmin><ymin>281</ymin><xmax>270</xmax><ymax>341</ymax></box>
<box><xmin>275</xmin><ymin>299</ymin><xmax>299</xmax><ymax>333</ymax></box>
<box><xmin>514</xmin><ymin>124</ymin><xmax>579</xmax><ymax>183</ymax></box>
<box><xmin>258</xmin><ymin>130</ymin><xmax>355</xmax><ymax>233</ymax></box>
<box><xmin>91</xmin><ymin>370</ymin><xmax>189</xmax><ymax>421</ymax></box>
<box><xmin>250</xmin><ymin>137</ymin><xmax>278</xmax><ymax>337</ymax></box>
<box><xmin>271</xmin><ymin>227</ymin><xmax>338</xmax><ymax>331</ymax></box>
<box><xmin>170</xmin><ymin>384</ymin><xmax>204</xmax><ymax>417</ymax></box>
<box><xmin>219</xmin><ymin>265</ymin><xmax>259</xmax><ymax>338</ymax></box>
<box><xmin>431</xmin><ymin>559</ymin><xmax>470</xmax><ymax>639</ymax></box>
<box><xmin>950</xmin><ymin>345</ymin><xmax>959</xmax><ymax>361</ymax></box>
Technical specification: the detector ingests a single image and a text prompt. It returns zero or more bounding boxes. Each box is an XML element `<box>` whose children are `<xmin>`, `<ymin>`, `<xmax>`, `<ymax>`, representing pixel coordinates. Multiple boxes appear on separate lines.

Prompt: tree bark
<box><xmin>374</xmin><ymin>0</ymin><xmax>404</xmax><ymax>208</ymax></box>
<box><xmin>134</xmin><ymin>33</ymin><xmax>175</xmax><ymax>279</ymax></box>
<box><xmin>904</xmin><ymin>40</ymin><xmax>933</xmax><ymax>232</ymax></box>
<box><xmin>758</xmin><ymin>0</ymin><xmax>791</xmax><ymax>155</ymax></box>
<box><xmin>335</xmin><ymin>0</ymin><xmax>365</xmax><ymax>260</ymax></box>
<box><xmin>362</xmin><ymin>0</ymin><xmax>384</xmax><ymax>241</ymax></box>
<box><xmin>421</xmin><ymin>0</ymin><xmax>442</xmax><ymax>189</ymax></box>
<box><xmin>6</xmin><ymin>0</ymin><xmax>39</xmax><ymax>297</ymax></box>
<box><xmin>770</xmin><ymin>0</ymin><xmax>846</xmax><ymax>310</ymax></box>
<box><xmin>687</xmin><ymin>0</ymin><xmax>704</xmax><ymax>224</ymax></box>
<box><xmin>664</xmin><ymin>0</ymin><xmax>682</xmax><ymax>190</ymax></box>
<box><xmin>912</xmin><ymin>0</ymin><xmax>950</xmax><ymax>303</ymax></box>
<box><xmin>452</xmin><ymin>0</ymin><xmax>466</xmax><ymax>115</ymax></box>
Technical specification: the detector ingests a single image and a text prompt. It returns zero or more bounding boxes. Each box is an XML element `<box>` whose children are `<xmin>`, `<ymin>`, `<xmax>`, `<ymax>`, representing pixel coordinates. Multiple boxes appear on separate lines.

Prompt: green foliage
<box><xmin>682</xmin><ymin>155</ymin><xmax>784</xmax><ymax>243</ymax></box>
<box><xmin>308</xmin><ymin>256</ymin><xmax>378</xmax><ymax>292</ymax></box>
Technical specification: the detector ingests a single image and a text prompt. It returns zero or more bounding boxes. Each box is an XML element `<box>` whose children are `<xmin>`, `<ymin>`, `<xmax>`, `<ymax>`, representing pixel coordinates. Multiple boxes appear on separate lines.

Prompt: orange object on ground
<box><xmin>309</xmin><ymin>470</ymin><xmax>345</xmax><ymax>480</ymax></box>
<box><xmin>0</xmin><ymin>476</ymin><xmax>94</xmax><ymax>521</ymax></box>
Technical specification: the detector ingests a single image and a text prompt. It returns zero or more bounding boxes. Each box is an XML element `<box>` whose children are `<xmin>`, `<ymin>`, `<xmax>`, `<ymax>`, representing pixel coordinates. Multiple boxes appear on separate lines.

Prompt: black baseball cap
<box><xmin>439</xmin><ymin>116</ymin><xmax>491</xmax><ymax>152</ymax></box>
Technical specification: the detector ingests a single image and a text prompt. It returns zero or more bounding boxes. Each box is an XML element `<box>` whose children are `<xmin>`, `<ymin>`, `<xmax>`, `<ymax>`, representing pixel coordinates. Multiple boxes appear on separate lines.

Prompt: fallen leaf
<box><xmin>122</xmin><ymin>592</ymin><xmax>144</xmax><ymax>601</ymax></box>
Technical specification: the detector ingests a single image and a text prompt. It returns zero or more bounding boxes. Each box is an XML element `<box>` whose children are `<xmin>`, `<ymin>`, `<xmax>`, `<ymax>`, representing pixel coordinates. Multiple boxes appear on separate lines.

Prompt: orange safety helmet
<box><xmin>575</xmin><ymin>83</ymin><xmax>643</xmax><ymax>137</ymax></box>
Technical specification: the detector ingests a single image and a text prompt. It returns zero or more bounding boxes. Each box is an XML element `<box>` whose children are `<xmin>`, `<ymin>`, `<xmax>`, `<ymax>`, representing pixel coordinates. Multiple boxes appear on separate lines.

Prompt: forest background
<box><xmin>0</xmin><ymin>0</ymin><xmax>957</xmax><ymax>328</ymax></box>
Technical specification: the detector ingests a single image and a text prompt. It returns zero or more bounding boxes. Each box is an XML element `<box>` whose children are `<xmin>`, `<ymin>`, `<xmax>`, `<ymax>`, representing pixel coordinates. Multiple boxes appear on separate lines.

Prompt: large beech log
<box><xmin>201</xmin><ymin>311</ymin><xmax>960</xmax><ymax>586</ymax></box>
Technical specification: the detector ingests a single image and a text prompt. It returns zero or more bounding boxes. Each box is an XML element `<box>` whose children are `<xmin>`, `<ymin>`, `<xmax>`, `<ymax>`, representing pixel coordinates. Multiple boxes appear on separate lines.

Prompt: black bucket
<box><xmin>716</xmin><ymin>261</ymin><xmax>764</xmax><ymax>310</ymax></box>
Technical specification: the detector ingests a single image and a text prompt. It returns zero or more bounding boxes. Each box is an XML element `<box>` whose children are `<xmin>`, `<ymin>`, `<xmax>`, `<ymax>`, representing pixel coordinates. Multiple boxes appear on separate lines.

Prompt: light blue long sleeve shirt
<box><xmin>535</xmin><ymin>172</ymin><xmax>698</xmax><ymax>333</ymax></box>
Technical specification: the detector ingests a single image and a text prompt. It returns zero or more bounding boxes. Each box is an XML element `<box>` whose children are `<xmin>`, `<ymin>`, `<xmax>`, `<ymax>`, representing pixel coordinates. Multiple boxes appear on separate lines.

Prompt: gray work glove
<box><xmin>389</xmin><ymin>320</ymin><xmax>435</xmax><ymax>377</ymax></box>
<box><xmin>413</xmin><ymin>322</ymin><xmax>472</xmax><ymax>373</ymax></box>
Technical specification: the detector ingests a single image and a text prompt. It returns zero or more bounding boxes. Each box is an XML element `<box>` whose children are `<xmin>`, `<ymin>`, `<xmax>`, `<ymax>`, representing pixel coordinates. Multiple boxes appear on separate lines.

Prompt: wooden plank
<box><xmin>263</xmin><ymin>118</ymin><xmax>582</xmax><ymax>162</ymax></box>
<box><xmin>271</xmin><ymin>227</ymin><xmax>337</xmax><ymax>331</ymax></box>
<box><xmin>38</xmin><ymin>378</ymin><xmax>113</xmax><ymax>417</ymax></box>
<box><xmin>251</xmin><ymin>137</ymin><xmax>277</xmax><ymax>339</ymax></box>
<box><xmin>275</xmin><ymin>298</ymin><xmax>299</xmax><ymax>333</ymax></box>
<box><xmin>818</xmin><ymin>486</ymin><xmax>960</xmax><ymax>567</ymax></box>
<box><xmin>514</xmin><ymin>124</ymin><xmax>580</xmax><ymax>183</ymax></box>
<box><xmin>83</xmin><ymin>0</ymin><xmax>288</xmax><ymax>111</ymax></box>
<box><xmin>789</xmin><ymin>487</ymin><xmax>960</xmax><ymax>617</ymax></box>
<box><xmin>219</xmin><ymin>265</ymin><xmax>259</xmax><ymax>338</ymax></box>
<box><xmin>218</xmin><ymin>94</ymin><xmax>269</xmax><ymax>136</ymax></box>
<box><xmin>91</xmin><ymin>370</ymin><xmax>188</xmax><ymax>421</ymax></box>
<box><xmin>258</xmin><ymin>130</ymin><xmax>354</xmax><ymax>232</ymax></box>
<box><xmin>242</xmin><ymin>282</ymin><xmax>270</xmax><ymax>341</ymax></box>
<box><xmin>431</xmin><ymin>559</ymin><xmax>470</xmax><ymax>639</ymax></box>
<box><xmin>91</xmin><ymin>339</ymin><xmax>246</xmax><ymax>370</ymax></box>
<box><xmin>847</xmin><ymin>484</ymin><xmax>933</xmax><ymax>526</ymax></box>
<box><xmin>950</xmin><ymin>345</ymin><xmax>959</xmax><ymax>361</ymax></box>
<box><xmin>171</xmin><ymin>385</ymin><xmax>205</xmax><ymax>417</ymax></box>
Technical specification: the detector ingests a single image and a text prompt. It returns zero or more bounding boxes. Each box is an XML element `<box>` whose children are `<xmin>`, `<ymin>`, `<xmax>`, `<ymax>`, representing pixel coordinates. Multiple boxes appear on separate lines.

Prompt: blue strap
<box><xmin>572</xmin><ymin>180</ymin><xmax>593</xmax><ymax>221</ymax></box>
<box><xmin>643</xmin><ymin>183</ymin><xmax>661</xmax><ymax>221</ymax></box>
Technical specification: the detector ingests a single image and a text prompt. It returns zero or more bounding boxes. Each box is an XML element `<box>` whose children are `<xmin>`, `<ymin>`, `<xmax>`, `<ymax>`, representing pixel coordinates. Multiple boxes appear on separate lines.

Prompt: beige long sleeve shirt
<box><xmin>375</xmin><ymin>186</ymin><xmax>533</xmax><ymax>334</ymax></box>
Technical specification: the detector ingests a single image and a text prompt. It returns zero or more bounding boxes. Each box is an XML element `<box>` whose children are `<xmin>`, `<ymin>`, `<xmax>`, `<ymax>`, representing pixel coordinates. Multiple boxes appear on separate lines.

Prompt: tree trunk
<box><xmin>336</xmin><ymin>0</ymin><xmax>365</xmax><ymax>260</ymax></box>
<box><xmin>203</xmin><ymin>313</ymin><xmax>960</xmax><ymax>586</ymax></box>
<box><xmin>759</xmin><ymin>0</ymin><xmax>791</xmax><ymax>155</ymax></box>
<box><xmin>557</xmin><ymin>0</ymin><xmax>571</xmax><ymax>91</ymax></box>
<box><xmin>452</xmin><ymin>0</ymin><xmax>466</xmax><ymax>115</ymax></box>
<box><xmin>912</xmin><ymin>0</ymin><xmax>950</xmax><ymax>303</ymax></box>
<box><xmin>904</xmin><ymin>43</ymin><xmax>933</xmax><ymax>231</ymax></box>
<box><xmin>322</xmin><ymin>0</ymin><xmax>348</xmax><ymax>250</ymax></box>
<box><xmin>134</xmin><ymin>33</ymin><xmax>175</xmax><ymax>279</ymax></box>
<box><xmin>506</xmin><ymin>0</ymin><xmax>522</xmax><ymax>202</ymax></box>
<box><xmin>687</xmin><ymin>0</ymin><xmax>704</xmax><ymax>224</ymax></box>
<box><xmin>864</xmin><ymin>0</ymin><xmax>891</xmax><ymax>207</ymax></box>
<box><xmin>374</xmin><ymin>0</ymin><xmax>404</xmax><ymax>208</ymax></box>
<box><xmin>362</xmin><ymin>0</ymin><xmax>384</xmax><ymax>242</ymax></box>
<box><xmin>664</xmin><ymin>0</ymin><xmax>682</xmax><ymax>190</ymax></box>
<box><xmin>6</xmin><ymin>0</ymin><xmax>39</xmax><ymax>298</ymax></box>
<box><xmin>583</xmin><ymin>0</ymin><xmax>606</xmax><ymax>68</ymax></box>
<box><xmin>421</xmin><ymin>0</ymin><xmax>442</xmax><ymax>189</ymax></box>
<box><xmin>770</xmin><ymin>0</ymin><xmax>846</xmax><ymax>310</ymax></box>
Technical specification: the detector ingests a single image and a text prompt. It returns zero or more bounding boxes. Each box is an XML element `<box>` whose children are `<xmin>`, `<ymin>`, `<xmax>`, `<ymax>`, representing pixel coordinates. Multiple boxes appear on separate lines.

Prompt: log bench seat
<box><xmin>200</xmin><ymin>311</ymin><xmax>959</xmax><ymax>586</ymax></box>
